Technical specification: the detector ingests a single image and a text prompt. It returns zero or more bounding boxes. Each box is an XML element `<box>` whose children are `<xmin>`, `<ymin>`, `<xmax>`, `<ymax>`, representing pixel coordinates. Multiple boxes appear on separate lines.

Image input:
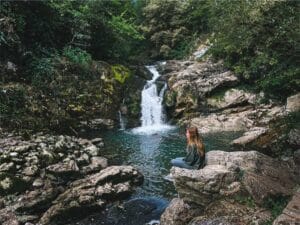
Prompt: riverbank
<box><xmin>161</xmin><ymin>150</ymin><xmax>300</xmax><ymax>225</ymax></box>
<box><xmin>156</xmin><ymin>46</ymin><xmax>300</xmax><ymax>225</ymax></box>
<box><xmin>0</xmin><ymin>131</ymin><xmax>143</xmax><ymax>225</ymax></box>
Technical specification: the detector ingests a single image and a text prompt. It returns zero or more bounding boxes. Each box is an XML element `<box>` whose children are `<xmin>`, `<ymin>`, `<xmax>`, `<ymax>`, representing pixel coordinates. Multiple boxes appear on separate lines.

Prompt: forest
<box><xmin>0</xmin><ymin>1</ymin><xmax>299</xmax><ymax>225</ymax></box>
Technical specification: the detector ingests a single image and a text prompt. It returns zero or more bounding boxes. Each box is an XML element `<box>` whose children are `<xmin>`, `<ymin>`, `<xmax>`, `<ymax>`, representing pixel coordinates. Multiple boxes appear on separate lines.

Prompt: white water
<box><xmin>132</xmin><ymin>65</ymin><xmax>174</xmax><ymax>135</ymax></box>
<box><xmin>118</xmin><ymin>110</ymin><xmax>126</xmax><ymax>130</ymax></box>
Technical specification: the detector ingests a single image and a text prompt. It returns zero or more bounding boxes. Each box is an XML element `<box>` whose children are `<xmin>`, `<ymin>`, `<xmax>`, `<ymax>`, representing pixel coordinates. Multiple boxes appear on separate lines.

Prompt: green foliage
<box><xmin>62</xmin><ymin>46</ymin><xmax>92</xmax><ymax>68</ymax></box>
<box><xmin>262</xmin><ymin>196</ymin><xmax>290</xmax><ymax>224</ymax></box>
<box><xmin>109</xmin><ymin>16</ymin><xmax>144</xmax><ymax>41</ymax></box>
<box><xmin>111</xmin><ymin>65</ymin><xmax>131</xmax><ymax>84</ymax></box>
<box><xmin>30</xmin><ymin>57</ymin><xmax>56</xmax><ymax>88</ymax></box>
<box><xmin>139</xmin><ymin>0</ymin><xmax>211</xmax><ymax>59</ymax></box>
<box><xmin>234</xmin><ymin>194</ymin><xmax>256</xmax><ymax>208</ymax></box>
<box><xmin>0</xmin><ymin>86</ymin><xmax>25</xmax><ymax>116</ymax></box>
<box><xmin>209</xmin><ymin>0</ymin><xmax>299</xmax><ymax>99</ymax></box>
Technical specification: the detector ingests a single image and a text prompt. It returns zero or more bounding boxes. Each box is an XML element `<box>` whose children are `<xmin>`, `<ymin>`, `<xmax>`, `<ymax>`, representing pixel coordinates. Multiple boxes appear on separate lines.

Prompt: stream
<box><xmin>70</xmin><ymin>64</ymin><xmax>242</xmax><ymax>225</ymax></box>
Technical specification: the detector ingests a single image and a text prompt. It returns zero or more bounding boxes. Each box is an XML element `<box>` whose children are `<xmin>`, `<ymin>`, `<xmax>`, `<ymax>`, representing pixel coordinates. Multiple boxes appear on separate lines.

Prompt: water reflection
<box><xmin>96</xmin><ymin>128</ymin><xmax>242</xmax><ymax>199</ymax></box>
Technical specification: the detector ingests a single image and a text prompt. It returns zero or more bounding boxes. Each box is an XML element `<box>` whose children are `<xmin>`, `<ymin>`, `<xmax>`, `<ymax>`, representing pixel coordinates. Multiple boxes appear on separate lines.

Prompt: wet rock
<box><xmin>0</xmin><ymin>208</ymin><xmax>19</xmax><ymax>225</ymax></box>
<box><xmin>46</xmin><ymin>160</ymin><xmax>80</xmax><ymax>179</ymax></box>
<box><xmin>286</xmin><ymin>92</ymin><xmax>300</xmax><ymax>113</ymax></box>
<box><xmin>160</xmin><ymin>198</ymin><xmax>198</xmax><ymax>225</ymax></box>
<box><xmin>288</xmin><ymin>129</ymin><xmax>300</xmax><ymax>148</ymax></box>
<box><xmin>84</xmin><ymin>145</ymin><xmax>100</xmax><ymax>156</ymax></box>
<box><xmin>171</xmin><ymin>151</ymin><xmax>298</xmax><ymax>206</ymax></box>
<box><xmin>13</xmin><ymin>186</ymin><xmax>64</xmax><ymax>214</ymax></box>
<box><xmin>39</xmin><ymin>166</ymin><xmax>143</xmax><ymax>225</ymax></box>
<box><xmin>77</xmin><ymin>197</ymin><xmax>168</xmax><ymax>225</ymax></box>
<box><xmin>76</xmin><ymin>153</ymin><xmax>90</xmax><ymax>166</ymax></box>
<box><xmin>82</xmin><ymin>156</ymin><xmax>108</xmax><ymax>174</ymax></box>
<box><xmin>22</xmin><ymin>165</ymin><xmax>39</xmax><ymax>177</ymax></box>
<box><xmin>273</xmin><ymin>188</ymin><xmax>300</xmax><ymax>225</ymax></box>
<box><xmin>0</xmin><ymin>132</ymin><xmax>143</xmax><ymax>224</ymax></box>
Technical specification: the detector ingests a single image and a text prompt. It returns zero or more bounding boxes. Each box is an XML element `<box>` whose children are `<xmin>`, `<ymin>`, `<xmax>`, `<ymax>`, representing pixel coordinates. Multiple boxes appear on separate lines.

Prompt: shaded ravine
<box><xmin>71</xmin><ymin>64</ymin><xmax>243</xmax><ymax>224</ymax></box>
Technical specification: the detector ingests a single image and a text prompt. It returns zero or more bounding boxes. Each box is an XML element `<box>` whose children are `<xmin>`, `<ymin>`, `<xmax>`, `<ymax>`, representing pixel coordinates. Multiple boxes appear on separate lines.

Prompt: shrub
<box><xmin>62</xmin><ymin>46</ymin><xmax>92</xmax><ymax>68</ymax></box>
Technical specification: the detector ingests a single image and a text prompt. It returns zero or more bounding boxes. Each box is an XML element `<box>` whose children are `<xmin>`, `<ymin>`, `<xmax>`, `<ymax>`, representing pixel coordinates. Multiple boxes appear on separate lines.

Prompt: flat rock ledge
<box><xmin>171</xmin><ymin>151</ymin><xmax>299</xmax><ymax>206</ymax></box>
<box><xmin>161</xmin><ymin>150</ymin><xmax>300</xmax><ymax>225</ymax></box>
<box><xmin>38</xmin><ymin>165</ymin><xmax>143</xmax><ymax>225</ymax></box>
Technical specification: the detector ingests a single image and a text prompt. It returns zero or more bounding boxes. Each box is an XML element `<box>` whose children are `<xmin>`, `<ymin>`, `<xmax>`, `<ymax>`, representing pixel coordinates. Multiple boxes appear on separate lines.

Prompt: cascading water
<box><xmin>132</xmin><ymin>64</ymin><xmax>174</xmax><ymax>135</ymax></box>
<box><xmin>118</xmin><ymin>110</ymin><xmax>126</xmax><ymax>130</ymax></box>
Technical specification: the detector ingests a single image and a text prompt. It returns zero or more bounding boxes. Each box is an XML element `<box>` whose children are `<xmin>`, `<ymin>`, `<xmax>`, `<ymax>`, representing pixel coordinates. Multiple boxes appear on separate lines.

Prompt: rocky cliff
<box><xmin>160</xmin><ymin>50</ymin><xmax>300</xmax><ymax>156</ymax></box>
<box><xmin>161</xmin><ymin>150</ymin><xmax>300</xmax><ymax>225</ymax></box>
<box><xmin>159</xmin><ymin>46</ymin><xmax>300</xmax><ymax>225</ymax></box>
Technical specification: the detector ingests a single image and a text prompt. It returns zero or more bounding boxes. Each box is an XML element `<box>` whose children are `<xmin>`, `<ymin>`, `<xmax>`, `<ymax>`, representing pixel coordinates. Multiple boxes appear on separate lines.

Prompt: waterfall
<box><xmin>118</xmin><ymin>110</ymin><xmax>126</xmax><ymax>130</ymax></box>
<box><xmin>132</xmin><ymin>64</ymin><xmax>174</xmax><ymax>135</ymax></box>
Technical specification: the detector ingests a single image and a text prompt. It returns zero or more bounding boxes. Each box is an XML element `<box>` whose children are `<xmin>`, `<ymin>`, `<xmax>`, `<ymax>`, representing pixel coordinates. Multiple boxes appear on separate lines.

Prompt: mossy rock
<box><xmin>111</xmin><ymin>64</ymin><xmax>131</xmax><ymax>84</ymax></box>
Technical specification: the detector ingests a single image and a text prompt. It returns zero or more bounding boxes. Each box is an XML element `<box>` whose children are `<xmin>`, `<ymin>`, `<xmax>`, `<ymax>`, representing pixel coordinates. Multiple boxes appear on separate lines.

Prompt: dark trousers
<box><xmin>171</xmin><ymin>157</ymin><xmax>193</xmax><ymax>169</ymax></box>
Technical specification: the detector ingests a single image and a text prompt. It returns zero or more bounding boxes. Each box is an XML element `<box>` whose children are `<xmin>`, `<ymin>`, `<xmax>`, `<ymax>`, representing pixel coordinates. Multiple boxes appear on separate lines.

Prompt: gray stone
<box><xmin>91</xmin><ymin>138</ymin><xmax>103</xmax><ymax>145</ymax></box>
<box><xmin>160</xmin><ymin>198</ymin><xmax>196</xmax><ymax>225</ymax></box>
<box><xmin>286</xmin><ymin>92</ymin><xmax>300</xmax><ymax>113</ymax></box>
<box><xmin>207</xmin><ymin>88</ymin><xmax>257</xmax><ymax>109</ymax></box>
<box><xmin>82</xmin><ymin>157</ymin><xmax>108</xmax><ymax>174</ymax></box>
<box><xmin>84</xmin><ymin>145</ymin><xmax>100</xmax><ymax>156</ymax></box>
<box><xmin>23</xmin><ymin>165</ymin><xmax>39</xmax><ymax>177</ymax></box>
<box><xmin>39</xmin><ymin>166</ymin><xmax>143</xmax><ymax>225</ymax></box>
<box><xmin>32</xmin><ymin>178</ymin><xmax>44</xmax><ymax>188</ymax></box>
<box><xmin>171</xmin><ymin>151</ymin><xmax>298</xmax><ymax>206</ymax></box>
<box><xmin>231</xmin><ymin>127</ymin><xmax>268</xmax><ymax>148</ymax></box>
<box><xmin>46</xmin><ymin>160</ymin><xmax>80</xmax><ymax>178</ymax></box>
<box><xmin>0</xmin><ymin>162</ymin><xmax>15</xmax><ymax>172</ymax></box>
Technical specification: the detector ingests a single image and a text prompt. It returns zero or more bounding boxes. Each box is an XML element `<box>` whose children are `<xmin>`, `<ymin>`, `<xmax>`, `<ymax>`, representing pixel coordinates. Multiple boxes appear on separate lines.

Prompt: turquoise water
<box><xmin>98</xmin><ymin>127</ymin><xmax>242</xmax><ymax>199</ymax></box>
<box><xmin>72</xmin><ymin>128</ymin><xmax>242</xmax><ymax>225</ymax></box>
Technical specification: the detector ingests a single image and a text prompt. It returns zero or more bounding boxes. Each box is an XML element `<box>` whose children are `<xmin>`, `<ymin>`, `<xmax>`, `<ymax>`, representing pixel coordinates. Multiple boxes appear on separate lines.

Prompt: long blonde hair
<box><xmin>187</xmin><ymin>127</ymin><xmax>205</xmax><ymax>157</ymax></box>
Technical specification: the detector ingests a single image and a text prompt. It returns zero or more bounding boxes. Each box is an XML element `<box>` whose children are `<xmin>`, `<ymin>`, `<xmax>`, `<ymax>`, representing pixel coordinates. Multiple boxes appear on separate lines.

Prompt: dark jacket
<box><xmin>183</xmin><ymin>144</ymin><xmax>205</xmax><ymax>169</ymax></box>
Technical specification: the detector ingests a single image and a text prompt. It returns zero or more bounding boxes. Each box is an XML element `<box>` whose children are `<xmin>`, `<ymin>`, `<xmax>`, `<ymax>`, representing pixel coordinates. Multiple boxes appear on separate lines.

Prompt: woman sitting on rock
<box><xmin>171</xmin><ymin>127</ymin><xmax>205</xmax><ymax>169</ymax></box>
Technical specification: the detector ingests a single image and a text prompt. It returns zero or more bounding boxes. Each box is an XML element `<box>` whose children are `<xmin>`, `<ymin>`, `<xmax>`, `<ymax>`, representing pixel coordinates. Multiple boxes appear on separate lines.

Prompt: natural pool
<box><xmin>71</xmin><ymin>128</ymin><xmax>242</xmax><ymax>225</ymax></box>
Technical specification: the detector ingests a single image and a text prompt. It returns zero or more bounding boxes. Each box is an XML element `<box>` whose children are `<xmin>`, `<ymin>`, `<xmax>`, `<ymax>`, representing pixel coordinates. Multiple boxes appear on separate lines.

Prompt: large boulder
<box><xmin>161</xmin><ymin>60</ymin><xmax>238</xmax><ymax>116</ymax></box>
<box><xmin>160</xmin><ymin>198</ymin><xmax>198</xmax><ymax>225</ymax></box>
<box><xmin>190</xmin><ymin>111</ymin><xmax>251</xmax><ymax>133</ymax></box>
<box><xmin>171</xmin><ymin>151</ymin><xmax>299</xmax><ymax>206</ymax></box>
<box><xmin>39</xmin><ymin>166</ymin><xmax>143</xmax><ymax>225</ymax></box>
<box><xmin>189</xmin><ymin>104</ymin><xmax>285</xmax><ymax>134</ymax></box>
<box><xmin>207</xmin><ymin>88</ymin><xmax>257</xmax><ymax>110</ymax></box>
